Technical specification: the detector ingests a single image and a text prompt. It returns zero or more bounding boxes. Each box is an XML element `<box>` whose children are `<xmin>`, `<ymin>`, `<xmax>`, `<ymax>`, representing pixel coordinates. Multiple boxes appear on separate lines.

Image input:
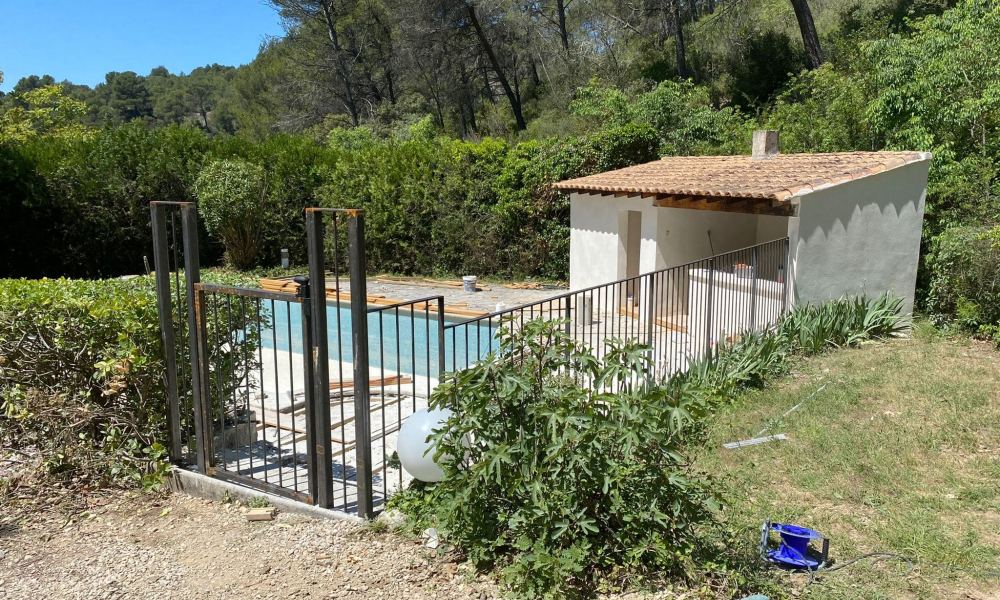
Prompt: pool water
<box><xmin>260</xmin><ymin>301</ymin><xmax>496</xmax><ymax>377</ymax></box>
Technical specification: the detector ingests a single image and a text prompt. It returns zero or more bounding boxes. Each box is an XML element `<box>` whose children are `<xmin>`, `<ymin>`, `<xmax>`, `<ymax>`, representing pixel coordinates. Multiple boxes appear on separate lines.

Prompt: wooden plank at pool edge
<box><xmin>259</xmin><ymin>276</ymin><xmax>490</xmax><ymax>318</ymax></box>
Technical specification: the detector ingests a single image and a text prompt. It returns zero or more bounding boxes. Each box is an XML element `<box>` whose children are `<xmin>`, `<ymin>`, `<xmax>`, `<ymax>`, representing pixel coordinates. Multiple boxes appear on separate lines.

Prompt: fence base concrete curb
<box><xmin>166</xmin><ymin>467</ymin><xmax>364</xmax><ymax>524</ymax></box>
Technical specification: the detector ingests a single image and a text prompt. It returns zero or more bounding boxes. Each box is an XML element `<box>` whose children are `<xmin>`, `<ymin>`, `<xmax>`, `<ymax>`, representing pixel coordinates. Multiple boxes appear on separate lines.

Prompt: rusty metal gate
<box><xmin>151</xmin><ymin>203</ymin><xmax>398</xmax><ymax>518</ymax></box>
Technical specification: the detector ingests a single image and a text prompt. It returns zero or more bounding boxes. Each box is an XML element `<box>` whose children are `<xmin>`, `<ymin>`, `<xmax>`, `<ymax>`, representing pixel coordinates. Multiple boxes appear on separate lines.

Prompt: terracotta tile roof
<box><xmin>553</xmin><ymin>151</ymin><xmax>931</xmax><ymax>201</ymax></box>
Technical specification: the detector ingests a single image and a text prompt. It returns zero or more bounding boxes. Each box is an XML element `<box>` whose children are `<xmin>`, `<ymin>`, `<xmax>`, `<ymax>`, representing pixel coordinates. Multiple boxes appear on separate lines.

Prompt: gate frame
<box><xmin>152</xmin><ymin>203</ymin><xmax>375</xmax><ymax>518</ymax></box>
<box><xmin>150</xmin><ymin>201</ymin><xmax>211</xmax><ymax>471</ymax></box>
<box><xmin>305</xmin><ymin>208</ymin><xmax>373</xmax><ymax>518</ymax></box>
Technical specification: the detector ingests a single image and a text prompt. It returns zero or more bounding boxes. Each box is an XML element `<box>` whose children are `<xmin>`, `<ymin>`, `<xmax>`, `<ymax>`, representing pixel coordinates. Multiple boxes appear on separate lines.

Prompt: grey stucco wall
<box><xmin>788</xmin><ymin>158</ymin><xmax>931</xmax><ymax>314</ymax></box>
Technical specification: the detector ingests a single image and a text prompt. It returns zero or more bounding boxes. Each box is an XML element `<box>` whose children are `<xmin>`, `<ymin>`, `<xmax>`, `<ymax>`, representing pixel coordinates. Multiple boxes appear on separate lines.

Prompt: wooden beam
<box><xmin>652</xmin><ymin>194</ymin><xmax>796</xmax><ymax>217</ymax></box>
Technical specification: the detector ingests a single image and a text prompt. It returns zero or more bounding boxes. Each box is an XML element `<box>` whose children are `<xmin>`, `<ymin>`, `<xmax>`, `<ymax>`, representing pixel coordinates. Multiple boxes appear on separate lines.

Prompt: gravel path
<box><xmin>0</xmin><ymin>492</ymin><xmax>497</xmax><ymax>600</ymax></box>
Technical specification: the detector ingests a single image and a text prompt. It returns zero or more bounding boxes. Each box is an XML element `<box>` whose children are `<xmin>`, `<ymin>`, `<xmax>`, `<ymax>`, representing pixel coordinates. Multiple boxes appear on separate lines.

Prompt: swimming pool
<box><xmin>260</xmin><ymin>300</ymin><xmax>496</xmax><ymax>377</ymax></box>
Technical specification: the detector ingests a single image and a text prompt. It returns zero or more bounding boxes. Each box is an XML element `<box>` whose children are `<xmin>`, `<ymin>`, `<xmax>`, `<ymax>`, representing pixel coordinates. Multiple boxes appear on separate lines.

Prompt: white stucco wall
<box><xmin>654</xmin><ymin>207</ymin><xmax>761</xmax><ymax>266</ymax></box>
<box><xmin>788</xmin><ymin>158</ymin><xmax>930</xmax><ymax>314</ymax></box>
<box><xmin>570</xmin><ymin>194</ymin><xmax>789</xmax><ymax>292</ymax></box>
<box><xmin>570</xmin><ymin>193</ymin><xmax>662</xmax><ymax>291</ymax></box>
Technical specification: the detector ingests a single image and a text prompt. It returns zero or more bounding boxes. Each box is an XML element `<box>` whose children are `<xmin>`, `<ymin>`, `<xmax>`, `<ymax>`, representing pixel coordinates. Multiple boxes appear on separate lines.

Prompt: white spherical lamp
<box><xmin>398</xmin><ymin>408</ymin><xmax>453</xmax><ymax>482</ymax></box>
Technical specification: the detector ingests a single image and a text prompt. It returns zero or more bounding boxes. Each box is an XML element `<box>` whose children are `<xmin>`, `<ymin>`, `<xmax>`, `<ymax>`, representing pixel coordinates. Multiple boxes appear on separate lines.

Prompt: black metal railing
<box><xmin>443</xmin><ymin>238</ymin><xmax>790</xmax><ymax>380</ymax></box>
<box><xmin>366</xmin><ymin>296</ymin><xmax>445</xmax><ymax>510</ymax></box>
<box><xmin>153</xmin><ymin>200</ymin><xmax>789</xmax><ymax>517</ymax></box>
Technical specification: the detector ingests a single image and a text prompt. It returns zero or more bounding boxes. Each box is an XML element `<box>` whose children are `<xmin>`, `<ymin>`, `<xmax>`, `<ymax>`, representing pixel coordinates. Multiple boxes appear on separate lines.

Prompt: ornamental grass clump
<box><xmin>777</xmin><ymin>292</ymin><xmax>907</xmax><ymax>355</ymax></box>
<box><xmin>396</xmin><ymin>318</ymin><xmax>719</xmax><ymax>598</ymax></box>
<box><xmin>681</xmin><ymin>292</ymin><xmax>908</xmax><ymax>400</ymax></box>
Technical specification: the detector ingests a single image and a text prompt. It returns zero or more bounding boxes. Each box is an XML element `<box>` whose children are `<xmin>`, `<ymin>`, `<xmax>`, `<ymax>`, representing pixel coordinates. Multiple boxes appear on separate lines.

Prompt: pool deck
<box><xmin>213</xmin><ymin>347</ymin><xmax>433</xmax><ymax>513</ymax></box>
<box><xmin>260</xmin><ymin>275</ymin><xmax>566</xmax><ymax>318</ymax></box>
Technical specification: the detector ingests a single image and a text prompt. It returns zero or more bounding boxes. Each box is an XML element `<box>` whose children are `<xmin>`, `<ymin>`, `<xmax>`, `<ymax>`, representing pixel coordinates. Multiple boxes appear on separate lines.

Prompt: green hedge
<box><xmin>0</xmin><ymin>271</ymin><xmax>259</xmax><ymax>491</ymax></box>
<box><xmin>925</xmin><ymin>225</ymin><xmax>1000</xmax><ymax>341</ymax></box>
<box><xmin>0</xmin><ymin>276</ymin><xmax>168</xmax><ymax>489</ymax></box>
<box><xmin>0</xmin><ymin>122</ymin><xmax>659</xmax><ymax>281</ymax></box>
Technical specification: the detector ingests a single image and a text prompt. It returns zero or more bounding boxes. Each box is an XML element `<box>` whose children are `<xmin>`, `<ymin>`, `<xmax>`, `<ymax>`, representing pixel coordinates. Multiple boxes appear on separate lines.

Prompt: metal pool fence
<box><xmin>152</xmin><ymin>202</ymin><xmax>789</xmax><ymax>517</ymax></box>
<box><xmin>444</xmin><ymin>238</ymin><xmax>790</xmax><ymax>377</ymax></box>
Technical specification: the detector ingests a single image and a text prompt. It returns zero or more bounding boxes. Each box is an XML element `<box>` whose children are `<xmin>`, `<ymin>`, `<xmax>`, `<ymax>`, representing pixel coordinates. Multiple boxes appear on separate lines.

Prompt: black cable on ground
<box><xmin>823</xmin><ymin>552</ymin><xmax>914</xmax><ymax>576</ymax></box>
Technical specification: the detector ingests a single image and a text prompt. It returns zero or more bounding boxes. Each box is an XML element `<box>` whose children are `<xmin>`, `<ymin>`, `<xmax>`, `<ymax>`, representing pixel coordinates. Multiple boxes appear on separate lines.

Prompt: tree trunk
<box><xmin>385</xmin><ymin>66</ymin><xmax>397</xmax><ymax>104</ymax></box>
<box><xmin>465</xmin><ymin>3</ymin><xmax>527</xmax><ymax>130</ymax></box>
<box><xmin>467</xmin><ymin>99</ymin><xmax>478</xmax><ymax>132</ymax></box>
<box><xmin>672</xmin><ymin>0</ymin><xmax>688</xmax><ymax>80</ymax></box>
<box><xmin>320</xmin><ymin>1</ymin><xmax>360</xmax><ymax>126</ymax></box>
<box><xmin>789</xmin><ymin>0</ymin><xmax>824</xmax><ymax>69</ymax></box>
<box><xmin>556</xmin><ymin>0</ymin><xmax>570</xmax><ymax>52</ymax></box>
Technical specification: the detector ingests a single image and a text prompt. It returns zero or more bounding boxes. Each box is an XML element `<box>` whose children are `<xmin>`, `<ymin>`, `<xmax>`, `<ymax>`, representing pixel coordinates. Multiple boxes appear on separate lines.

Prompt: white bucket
<box><xmin>463</xmin><ymin>276</ymin><xmax>477</xmax><ymax>292</ymax></box>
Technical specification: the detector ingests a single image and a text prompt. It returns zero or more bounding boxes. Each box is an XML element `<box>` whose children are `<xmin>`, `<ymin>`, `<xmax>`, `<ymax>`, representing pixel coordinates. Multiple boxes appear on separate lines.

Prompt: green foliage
<box><xmin>326</xmin><ymin>125</ymin><xmax>377</xmax><ymax>150</ymax></box>
<box><xmin>395</xmin><ymin>318</ymin><xmax>718</xmax><ymax>598</ymax></box>
<box><xmin>684</xmin><ymin>293</ymin><xmax>907</xmax><ymax>399</ymax></box>
<box><xmin>765</xmin><ymin>65</ymin><xmax>872</xmax><ymax>152</ymax></box>
<box><xmin>195</xmin><ymin>158</ymin><xmax>269</xmax><ymax>269</ymax></box>
<box><xmin>315</xmin><ymin>124</ymin><xmax>657</xmax><ymax>280</ymax></box>
<box><xmin>0</xmin><ymin>122</ymin><xmax>213</xmax><ymax>279</ymax></box>
<box><xmin>925</xmin><ymin>225</ymin><xmax>1000</xmax><ymax>341</ymax></box>
<box><xmin>0</xmin><ymin>85</ymin><xmax>90</xmax><ymax>143</ymax></box>
<box><xmin>0</xmin><ymin>277</ymin><xmax>166</xmax><ymax>488</ymax></box>
<box><xmin>571</xmin><ymin>80</ymin><xmax>752</xmax><ymax>156</ymax></box>
<box><xmin>0</xmin><ymin>272</ymin><xmax>261</xmax><ymax>490</ymax></box>
<box><xmin>777</xmin><ymin>293</ymin><xmax>908</xmax><ymax>354</ymax></box>
<box><xmin>245</xmin><ymin>496</ymin><xmax>273</xmax><ymax>508</ymax></box>
<box><xmin>725</xmin><ymin>31</ymin><xmax>808</xmax><ymax>110</ymax></box>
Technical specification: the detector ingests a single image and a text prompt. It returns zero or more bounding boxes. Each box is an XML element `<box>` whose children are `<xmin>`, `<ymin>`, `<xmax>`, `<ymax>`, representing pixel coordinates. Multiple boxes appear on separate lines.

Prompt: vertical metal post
<box><xmin>782</xmin><ymin>237</ymin><xmax>791</xmax><ymax>315</ymax></box>
<box><xmin>437</xmin><ymin>299</ymin><xmax>446</xmax><ymax>378</ymax></box>
<box><xmin>705</xmin><ymin>258</ymin><xmax>715</xmax><ymax>360</ymax></box>
<box><xmin>194</xmin><ymin>288</ymin><xmax>214</xmax><ymax>472</ymax></box>
<box><xmin>564</xmin><ymin>297</ymin><xmax>572</xmax><ymax>337</ymax></box>
<box><xmin>563</xmin><ymin>296</ymin><xmax>572</xmax><ymax>365</ymax></box>
<box><xmin>645</xmin><ymin>275</ymin><xmax>655</xmax><ymax>346</ymax></box>
<box><xmin>179</xmin><ymin>204</ymin><xmax>212</xmax><ymax>472</ymax></box>
<box><xmin>750</xmin><ymin>245</ymin><xmax>759</xmax><ymax>332</ymax></box>
<box><xmin>295</xmin><ymin>275</ymin><xmax>319</xmax><ymax>505</ymax></box>
<box><xmin>305</xmin><ymin>211</ymin><xmax>334</xmax><ymax>508</ymax></box>
<box><xmin>150</xmin><ymin>204</ymin><xmax>182</xmax><ymax>462</ymax></box>
<box><xmin>348</xmin><ymin>212</ymin><xmax>374</xmax><ymax>519</ymax></box>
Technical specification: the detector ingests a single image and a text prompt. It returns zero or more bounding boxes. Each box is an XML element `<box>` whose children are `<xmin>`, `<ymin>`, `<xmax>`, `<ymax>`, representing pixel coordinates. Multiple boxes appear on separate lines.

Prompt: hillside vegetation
<box><xmin>1</xmin><ymin>0</ymin><xmax>998</xmax><ymax>341</ymax></box>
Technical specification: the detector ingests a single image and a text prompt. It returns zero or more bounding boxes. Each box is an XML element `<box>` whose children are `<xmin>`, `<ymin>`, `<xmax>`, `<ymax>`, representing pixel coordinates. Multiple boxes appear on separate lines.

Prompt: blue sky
<box><xmin>0</xmin><ymin>0</ymin><xmax>284</xmax><ymax>93</ymax></box>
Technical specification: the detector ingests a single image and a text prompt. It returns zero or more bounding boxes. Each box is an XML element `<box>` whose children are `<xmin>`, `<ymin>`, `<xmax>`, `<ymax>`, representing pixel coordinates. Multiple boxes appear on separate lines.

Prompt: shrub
<box><xmin>0</xmin><ymin>277</ymin><xmax>167</xmax><ymax>489</ymax></box>
<box><xmin>0</xmin><ymin>272</ymin><xmax>262</xmax><ymax>491</ymax></box>
<box><xmin>682</xmin><ymin>293</ymin><xmax>907</xmax><ymax>399</ymax></box>
<box><xmin>195</xmin><ymin>158</ymin><xmax>268</xmax><ymax>269</ymax></box>
<box><xmin>395</xmin><ymin>318</ymin><xmax>718</xmax><ymax>598</ymax></box>
<box><xmin>725</xmin><ymin>31</ymin><xmax>807</xmax><ymax>109</ymax></box>
<box><xmin>1</xmin><ymin>123</ymin><xmax>213</xmax><ymax>279</ymax></box>
<box><xmin>777</xmin><ymin>293</ymin><xmax>908</xmax><ymax>354</ymax></box>
<box><xmin>925</xmin><ymin>225</ymin><xmax>1000</xmax><ymax>341</ymax></box>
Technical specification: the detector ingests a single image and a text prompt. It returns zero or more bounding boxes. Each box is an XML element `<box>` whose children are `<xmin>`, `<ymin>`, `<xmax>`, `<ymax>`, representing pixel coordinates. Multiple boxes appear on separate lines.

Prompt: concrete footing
<box><xmin>166</xmin><ymin>466</ymin><xmax>363</xmax><ymax>524</ymax></box>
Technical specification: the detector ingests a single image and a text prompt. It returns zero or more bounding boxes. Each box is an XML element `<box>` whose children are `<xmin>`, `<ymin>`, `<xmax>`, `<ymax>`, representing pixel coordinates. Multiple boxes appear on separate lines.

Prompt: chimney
<box><xmin>752</xmin><ymin>130</ymin><xmax>779</xmax><ymax>160</ymax></box>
